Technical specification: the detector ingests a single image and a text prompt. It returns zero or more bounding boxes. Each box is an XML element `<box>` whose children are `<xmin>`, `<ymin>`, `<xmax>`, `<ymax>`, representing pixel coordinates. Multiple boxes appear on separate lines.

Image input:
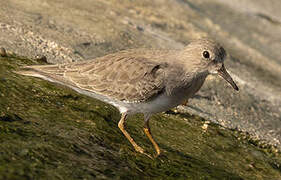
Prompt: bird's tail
<box><xmin>15</xmin><ymin>66</ymin><xmax>40</xmax><ymax>76</ymax></box>
<box><xmin>14</xmin><ymin>65</ymin><xmax>60</xmax><ymax>83</ymax></box>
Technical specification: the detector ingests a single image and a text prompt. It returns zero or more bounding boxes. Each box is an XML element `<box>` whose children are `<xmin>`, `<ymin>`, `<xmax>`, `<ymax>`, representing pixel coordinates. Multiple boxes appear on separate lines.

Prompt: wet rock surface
<box><xmin>0</xmin><ymin>0</ymin><xmax>280</xmax><ymax>178</ymax></box>
<box><xmin>0</xmin><ymin>54</ymin><xmax>281</xmax><ymax>180</ymax></box>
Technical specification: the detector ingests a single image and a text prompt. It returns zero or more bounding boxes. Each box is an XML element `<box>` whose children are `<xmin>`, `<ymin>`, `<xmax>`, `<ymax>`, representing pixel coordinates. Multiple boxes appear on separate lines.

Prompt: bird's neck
<box><xmin>165</xmin><ymin>68</ymin><xmax>208</xmax><ymax>96</ymax></box>
<box><xmin>182</xmin><ymin>68</ymin><xmax>209</xmax><ymax>84</ymax></box>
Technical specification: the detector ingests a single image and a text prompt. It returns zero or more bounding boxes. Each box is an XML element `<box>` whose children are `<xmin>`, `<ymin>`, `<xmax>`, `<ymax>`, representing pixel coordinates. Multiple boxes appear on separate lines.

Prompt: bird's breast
<box><xmin>126</xmin><ymin>75</ymin><xmax>207</xmax><ymax>114</ymax></box>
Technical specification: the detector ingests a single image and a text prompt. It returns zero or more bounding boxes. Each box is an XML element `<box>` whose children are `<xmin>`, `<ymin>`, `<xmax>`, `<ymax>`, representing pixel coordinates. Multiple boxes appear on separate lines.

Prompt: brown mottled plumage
<box><xmin>16</xmin><ymin>38</ymin><xmax>238</xmax><ymax>157</ymax></box>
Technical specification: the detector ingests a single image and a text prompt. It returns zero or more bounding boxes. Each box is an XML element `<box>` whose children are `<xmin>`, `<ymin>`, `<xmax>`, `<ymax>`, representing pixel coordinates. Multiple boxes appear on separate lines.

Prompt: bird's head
<box><xmin>180</xmin><ymin>38</ymin><xmax>239</xmax><ymax>91</ymax></box>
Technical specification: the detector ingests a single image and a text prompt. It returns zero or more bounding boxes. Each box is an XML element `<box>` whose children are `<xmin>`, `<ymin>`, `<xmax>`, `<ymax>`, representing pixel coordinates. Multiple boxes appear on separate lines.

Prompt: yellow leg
<box><xmin>118</xmin><ymin>113</ymin><xmax>145</xmax><ymax>154</ymax></box>
<box><xmin>144</xmin><ymin>115</ymin><xmax>161</xmax><ymax>157</ymax></box>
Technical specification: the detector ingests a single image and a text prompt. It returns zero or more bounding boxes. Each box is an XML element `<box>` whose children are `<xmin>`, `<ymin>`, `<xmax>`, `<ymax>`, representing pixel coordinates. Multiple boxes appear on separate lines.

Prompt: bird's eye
<box><xmin>203</xmin><ymin>51</ymin><xmax>210</xmax><ymax>59</ymax></box>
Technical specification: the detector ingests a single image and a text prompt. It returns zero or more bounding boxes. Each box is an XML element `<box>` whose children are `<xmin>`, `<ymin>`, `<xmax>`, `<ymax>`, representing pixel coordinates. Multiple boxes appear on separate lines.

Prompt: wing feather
<box><xmin>19</xmin><ymin>54</ymin><xmax>167</xmax><ymax>102</ymax></box>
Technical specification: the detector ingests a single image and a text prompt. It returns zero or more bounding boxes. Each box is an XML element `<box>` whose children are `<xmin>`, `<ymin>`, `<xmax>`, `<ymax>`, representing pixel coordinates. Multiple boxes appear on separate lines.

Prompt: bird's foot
<box><xmin>134</xmin><ymin>145</ymin><xmax>145</xmax><ymax>154</ymax></box>
<box><xmin>134</xmin><ymin>145</ymin><xmax>153</xmax><ymax>159</ymax></box>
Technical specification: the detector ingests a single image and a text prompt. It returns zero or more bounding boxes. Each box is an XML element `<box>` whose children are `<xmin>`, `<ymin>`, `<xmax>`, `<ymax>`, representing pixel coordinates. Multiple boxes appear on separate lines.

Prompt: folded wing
<box><xmin>17</xmin><ymin>54</ymin><xmax>167</xmax><ymax>103</ymax></box>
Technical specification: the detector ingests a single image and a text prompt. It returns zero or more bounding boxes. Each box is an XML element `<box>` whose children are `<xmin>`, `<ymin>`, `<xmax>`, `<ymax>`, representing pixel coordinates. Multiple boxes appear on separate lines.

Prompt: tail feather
<box><xmin>15</xmin><ymin>66</ymin><xmax>41</xmax><ymax>76</ymax></box>
<box><xmin>15</xmin><ymin>65</ymin><xmax>76</xmax><ymax>86</ymax></box>
<box><xmin>14</xmin><ymin>66</ymin><xmax>57</xmax><ymax>83</ymax></box>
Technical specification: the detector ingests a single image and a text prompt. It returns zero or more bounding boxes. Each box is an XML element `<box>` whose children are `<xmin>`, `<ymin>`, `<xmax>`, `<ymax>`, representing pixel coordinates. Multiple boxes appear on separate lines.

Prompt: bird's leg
<box><xmin>118</xmin><ymin>113</ymin><xmax>145</xmax><ymax>154</ymax></box>
<box><xmin>143</xmin><ymin>114</ymin><xmax>161</xmax><ymax>157</ymax></box>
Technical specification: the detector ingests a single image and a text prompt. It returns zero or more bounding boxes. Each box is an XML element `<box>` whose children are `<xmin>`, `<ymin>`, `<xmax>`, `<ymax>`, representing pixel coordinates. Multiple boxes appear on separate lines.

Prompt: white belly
<box><xmin>124</xmin><ymin>93</ymin><xmax>184</xmax><ymax>114</ymax></box>
<box><xmin>72</xmin><ymin>86</ymin><xmax>184</xmax><ymax>115</ymax></box>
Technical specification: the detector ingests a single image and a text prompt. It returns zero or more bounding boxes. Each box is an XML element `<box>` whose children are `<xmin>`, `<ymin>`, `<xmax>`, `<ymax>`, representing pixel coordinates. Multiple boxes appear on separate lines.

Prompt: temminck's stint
<box><xmin>16</xmin><ymin>38</ymin><xmax>239</xmax><ymax>157</ymax></box>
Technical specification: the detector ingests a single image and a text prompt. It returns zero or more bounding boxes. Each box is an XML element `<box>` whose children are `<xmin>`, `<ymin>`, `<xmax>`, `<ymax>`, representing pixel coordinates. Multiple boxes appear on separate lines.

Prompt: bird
<box><xmin>16</xmin><ymin>38</ymin><xmax>239</xmax><ymax>157</ymax></box>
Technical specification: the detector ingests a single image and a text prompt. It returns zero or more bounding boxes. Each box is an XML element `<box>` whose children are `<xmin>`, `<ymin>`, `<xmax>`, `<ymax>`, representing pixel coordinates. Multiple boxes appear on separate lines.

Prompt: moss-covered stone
<box><xmin>0</xmin><ymin>55</ymin><xmax>280</xmax><ymax>179</ymax></box>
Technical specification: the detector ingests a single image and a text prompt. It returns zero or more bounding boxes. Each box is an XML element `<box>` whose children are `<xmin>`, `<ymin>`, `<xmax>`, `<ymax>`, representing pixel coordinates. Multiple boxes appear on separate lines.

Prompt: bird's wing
<box><xmin>18</xmin><ymin>54</ymin><xmax>167</xmax><ymax>102</ymax></box>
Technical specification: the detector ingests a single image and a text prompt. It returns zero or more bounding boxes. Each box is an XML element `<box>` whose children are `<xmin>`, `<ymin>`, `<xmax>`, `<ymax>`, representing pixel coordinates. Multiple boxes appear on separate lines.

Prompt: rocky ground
<box><xmin>0</xmin><ymin>54</ymin><xmax>280</xmax><ymax>179</ymax></box>
<box><xmin>0</xmin><ymin>0</ymin><xmax>280</xmax><ymax>179</ymax></box>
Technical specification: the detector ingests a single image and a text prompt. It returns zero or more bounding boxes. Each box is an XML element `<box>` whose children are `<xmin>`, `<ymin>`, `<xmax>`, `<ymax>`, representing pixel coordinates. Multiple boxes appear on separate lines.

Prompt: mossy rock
<box><xmin>0</xmin><ymin>55</ymin><xmax>280</xmax><ymax>179</ymax></box>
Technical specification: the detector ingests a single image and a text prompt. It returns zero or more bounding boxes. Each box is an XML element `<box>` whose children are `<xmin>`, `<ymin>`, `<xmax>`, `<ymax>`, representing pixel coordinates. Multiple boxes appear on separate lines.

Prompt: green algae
<box><xmin>0</xmin><ymin>55</ymin><xmax>280</xmax><ymax>180</ymax></box>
